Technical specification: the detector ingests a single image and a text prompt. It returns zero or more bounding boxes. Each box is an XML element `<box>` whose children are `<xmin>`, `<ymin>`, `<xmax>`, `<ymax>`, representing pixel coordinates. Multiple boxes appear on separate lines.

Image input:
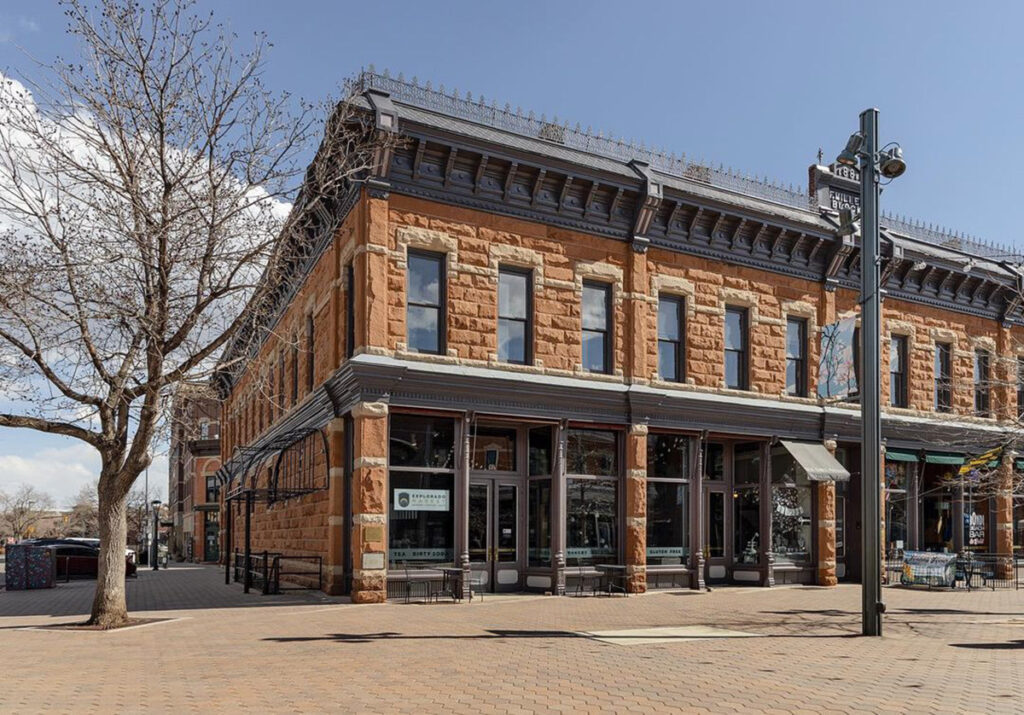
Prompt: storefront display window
<box><xmin>646</xmin><ymin>434</ymin><xmax>689</xmax><ymax>564</ymax></box>
<box><xmin>1015</xmin><ymin>494</ymin><xmax>1024</xmax><ymax>554</ymax></box>
<box><xmin>388</xmin><ymin>472</ymin><xmax>455</xmax><ymax>565</ymax></box>
<box><xmin>566</xmin><ymin>428</ymin><xmax>619</xmax><ymax>566</ymax></box>
<box><xmin>885</xmin><ymin>461</ymin><xmax>908</xmax><ymax>555</ymax></box>
<box><xmin>920</xmin><ymin>467</ymin><xmax>955</xmax><ymax>552</ymax></box>
<box><xmin>528</xmin><ymin>480</ymin><xmax>551</xmax><ymax>567</ymax></box>
<box><xmin>389</xmin><ymin>415</ymin><xmax>456</xmax><ymax>568</ymax></box>
<box><xmin>963</xmin><ymin>482</ymin><xmax>990</xmax><ymax>552</ymax></box>
<box><xmin>566</xmin><ymin>479</ymin><xmax>617</xmax><ymax>566</ymax></box>
<box><xmin>770</xmin><ymin>446</ymin><xmax>812</xmax><ymax>564</ymax></box>
<box><xmin>529</xmin><ymin>427</ymin><xmax>552</xmax><ymax>476</ymax></box>
<box><xmin>567</xmin><ymin>429</ymin><xmax>617</xmax><ymax>476</ymax></box>
<box><xmin>390</xmin><ymin>414</ymin><xmax>455</xmax><ymax>469</ymax></box>
<box><xmin>733</xmin><ymin>442</ymin><xmax>761</xmax><ymax>564</ymax></box>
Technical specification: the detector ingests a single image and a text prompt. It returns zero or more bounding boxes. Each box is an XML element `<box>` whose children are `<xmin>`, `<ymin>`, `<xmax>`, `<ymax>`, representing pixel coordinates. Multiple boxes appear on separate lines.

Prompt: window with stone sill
<box><xmin>974</xmin><ymin>349</ymin><xmax>991</xmax><ymax>417</ymax></box>
<box><xmin>724</xmin><ymin>307</ymin><xmax>749</xmax><ymax>390</ymax></box>
<box><xmin>407</xmin><ymin>250</ymin><xmax>446</xmax><ymax>355</ymax></box>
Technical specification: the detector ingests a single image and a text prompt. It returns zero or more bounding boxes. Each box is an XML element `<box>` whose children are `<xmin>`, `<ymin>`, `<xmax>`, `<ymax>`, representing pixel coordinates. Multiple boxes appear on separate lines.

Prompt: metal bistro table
<box><xmin>440</xmin><ymin>567</ymin><xmax>467</xmax><ymax>602</ymax></box>
<box><xmin>594</xmin><ymin>564</ymin><xmax>629</xmax><ymax>597</ymax></box>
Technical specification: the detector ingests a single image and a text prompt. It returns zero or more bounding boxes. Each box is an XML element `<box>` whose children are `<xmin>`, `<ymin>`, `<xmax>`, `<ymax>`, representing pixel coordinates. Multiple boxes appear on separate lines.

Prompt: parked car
<box><xmin>19</xmin><ymin>539</ymin><xmax>137</xmax><ymax>579</ymax></box>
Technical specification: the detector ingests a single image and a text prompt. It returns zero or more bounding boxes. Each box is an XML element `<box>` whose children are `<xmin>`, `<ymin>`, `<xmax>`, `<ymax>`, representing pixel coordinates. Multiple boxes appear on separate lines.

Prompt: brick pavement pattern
<box><xmin>1</xmin><ymin>564</ymin><xmax>1023</xmax><ymax>713</ymax></box>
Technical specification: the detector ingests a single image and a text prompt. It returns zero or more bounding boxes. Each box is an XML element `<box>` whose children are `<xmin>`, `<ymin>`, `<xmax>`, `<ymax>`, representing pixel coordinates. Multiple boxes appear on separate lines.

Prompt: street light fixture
<box><xmin>151</xmin><ymin>500</ymin><xmax>161</xmax><ymax>571</ymax></box>
<box><xmin>834</xmin><ymin>108</ymin><xmax>907</xmax><ymax>637</ymax></box>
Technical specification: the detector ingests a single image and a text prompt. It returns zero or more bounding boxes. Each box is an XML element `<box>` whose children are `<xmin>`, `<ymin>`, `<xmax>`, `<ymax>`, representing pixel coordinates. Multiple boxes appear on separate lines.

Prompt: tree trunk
<box><xmin>88</xmin><ymin>474</ymin><xmax>130</xmax><ymax>628</ymax></box>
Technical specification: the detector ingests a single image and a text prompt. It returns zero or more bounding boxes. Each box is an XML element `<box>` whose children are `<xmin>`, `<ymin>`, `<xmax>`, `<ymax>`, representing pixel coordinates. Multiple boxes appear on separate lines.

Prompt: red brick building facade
<box><xmin>213</xmin><ymin>71</ymin><xmax>1024</xmax><ymax>601</ymax></box>
<box><xmin>169</xmin><ymin>389</ymin><xmax>222</xmax><ymax>563</ymax></box>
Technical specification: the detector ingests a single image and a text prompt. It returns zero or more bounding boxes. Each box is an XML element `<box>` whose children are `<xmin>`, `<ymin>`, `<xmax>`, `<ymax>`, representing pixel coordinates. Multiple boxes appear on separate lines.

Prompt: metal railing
<box><xmin>885</xmin><ymin>551</ymin><xmax>1022</xmax><ymax>590</ymax></box>
<box><xmin>232</xmin><ymin>549</ymin><xmax>322</xmax><ymax>594</ymax></box>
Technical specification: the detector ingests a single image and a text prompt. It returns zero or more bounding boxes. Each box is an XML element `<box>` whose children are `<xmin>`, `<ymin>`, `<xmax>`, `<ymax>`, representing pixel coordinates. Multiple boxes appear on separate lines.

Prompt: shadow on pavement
<box><xmin>949</xmin><ymin>640</ymin><xmax>1024</xmax><ymax>650</ymax></box>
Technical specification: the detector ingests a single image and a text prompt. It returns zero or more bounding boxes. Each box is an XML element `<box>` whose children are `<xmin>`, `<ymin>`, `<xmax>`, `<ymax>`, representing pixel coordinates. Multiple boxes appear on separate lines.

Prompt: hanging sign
<box><xmin>393</xmin><ymin>489</ymin><xmax>450</xmax><ymax>512</ymax></box>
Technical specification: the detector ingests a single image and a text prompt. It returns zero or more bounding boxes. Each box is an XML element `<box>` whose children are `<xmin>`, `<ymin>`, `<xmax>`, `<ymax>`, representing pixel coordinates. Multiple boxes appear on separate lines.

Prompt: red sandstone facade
<box><xmin>213</xmin><ymin>72</ymin><xmax>1024</xmax><ymax>601</ymax></box>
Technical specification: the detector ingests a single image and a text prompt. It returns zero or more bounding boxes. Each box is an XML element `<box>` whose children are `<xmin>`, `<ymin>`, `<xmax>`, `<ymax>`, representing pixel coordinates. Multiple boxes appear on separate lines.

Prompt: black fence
<box><xmin>232</xmin><ymin>549</ymin><xmax>322</xmax><ymax>594</ymax></box>
<box><xmin>885</xmin><ymin>551</ymin><xmax>1023</xmax><ymax>590</ymax></box>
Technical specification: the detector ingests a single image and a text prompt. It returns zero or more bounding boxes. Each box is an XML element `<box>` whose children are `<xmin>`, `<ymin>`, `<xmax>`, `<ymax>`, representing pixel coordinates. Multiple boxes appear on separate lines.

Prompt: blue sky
<box><xmin>0</xmin><ymin>0</ymin><xmax>1021</xmax><ymax>503</ymax></box>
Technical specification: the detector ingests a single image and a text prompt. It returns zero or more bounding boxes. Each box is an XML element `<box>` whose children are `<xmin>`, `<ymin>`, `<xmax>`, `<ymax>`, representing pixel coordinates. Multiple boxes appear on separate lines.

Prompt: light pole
<box><xmin>151</xmin><ymin>500</ymin><xmax>161</xmax><ymax>571</ymax></box>
<box><xmin>836</xmin><ymin>108</ymin><xmax>907</xmax><ymax>636</ymax></box>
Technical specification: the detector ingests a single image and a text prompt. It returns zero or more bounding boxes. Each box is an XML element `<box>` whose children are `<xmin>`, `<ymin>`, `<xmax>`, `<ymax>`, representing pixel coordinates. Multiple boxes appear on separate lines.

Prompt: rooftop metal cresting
<box><xmin>352</xmin><ymin>67</ymin><xmax>1023</xmax><ymax>263</ymax></box>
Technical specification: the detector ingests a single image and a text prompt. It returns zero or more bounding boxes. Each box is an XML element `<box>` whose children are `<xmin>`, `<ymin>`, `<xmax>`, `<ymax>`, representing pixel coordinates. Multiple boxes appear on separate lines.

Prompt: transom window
<box><xmin>785</xmin><ymin>317</ymin><xmax>807</xmax><ymax>397</ymax></box>
<box><xmin>407</xmin><ymin>250</ymin><xmax>446</xmax><ymax>355</ymax></box>
<box><xmin>581</xmin><ymin>282</ymin><xmax>611</xmax><ymax>374</ymax></box>
<box><xmin>890</xmin><ymin>335</ymin><xmax>908</xmax><ymax>408</ymax></box>
<box><xmin>498</xmin><ymin>267</ymin><xmax>532</xmax><ymax>365</ymax></box>
<box><xmin>724</xmin><ymin>307</ymin><xmax>749</xmax><ymax>390</ymax></box>
<box><xmin>658</xmin><ymin>295</ymin><xmax>685</xmax><ymax>382</ymax></box>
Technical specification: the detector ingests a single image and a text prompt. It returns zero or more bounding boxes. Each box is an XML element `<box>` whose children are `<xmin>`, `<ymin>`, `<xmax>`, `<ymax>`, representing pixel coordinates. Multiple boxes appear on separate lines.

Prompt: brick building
<box><xmin>214</xmin><ymin>70</ymin><xmax>1024</xmax><ymax>601</ymax></box>
<box><xmin>169</xmin><ymin>387</ymin><xmax>222</xmax><ymax>563</ymax></box>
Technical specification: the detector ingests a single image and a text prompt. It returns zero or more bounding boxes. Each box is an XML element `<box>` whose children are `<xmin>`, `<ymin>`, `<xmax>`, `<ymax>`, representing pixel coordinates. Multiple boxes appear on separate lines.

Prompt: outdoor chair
<box><xmin>402</xmin><ymin>562</ymin><xmax>440</xmax><ymax>604</ymax></box>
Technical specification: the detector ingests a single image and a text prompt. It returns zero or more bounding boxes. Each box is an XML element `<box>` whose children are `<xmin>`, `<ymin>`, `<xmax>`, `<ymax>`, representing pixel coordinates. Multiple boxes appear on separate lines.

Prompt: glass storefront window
<box><xmin>648</xmin><ymin>434</ymin><xmax>689</xmax><ymax>479</ymax></box>
<box><xmin>920</xmin><ymin>467</ymin><xmax>955</xmax><ymax>552</ymax></box>
<box><xmin>529</xmin><ymin>427</ymin><xmax>552</xmax><ymax>476</ymax></box>
<box><xmin>1015</xmin><ymin>495</ymin><xmax>1024</xmax><ymax>554</ymax></box>
<box><xmin>963</xmin><ymin>486</ymin><xmax>989</xmax><ymax>552</ymax></box>
<box><xmin>566</xmin><ymin>478</ymin><xmax>617</xmax><ymax>566</ymax></box>
<box><xmin>733</xmin><ymin>443</ymin><xmax>762</xmax><ymax>564</ymax></box>
<box><xmin>647</xmin><ymin>433</ymin><xmax>689</xmax><ymax>565</ymax></box>
<box><xmin>836</xmin><ymin>479</ymin><xmax>847</xmax><ymax>560</ymax></box>
<box><xmin>528</xmin><ymin>480</ymin><xmax>551</xmax><ymax>567</ymax></box>
<box><xmin>884</xmin><ymin>461</ymin><xmax>908</xmax><ymax>555</ymax></box>
<box><xmin>388</xmin><ymin>472</ymin><xmax>455</xmax><ymax>566</ymax></box>
<box><xmin>472</xmin><ymin>426</ymin><xmax>517</xmax><ymax>471</ymax></box>
<box><xmin>704</xmin><ymin>443</ymin><xmax>725</xmax><ymax>481</ymax></box>
<box><xmin>647</xmin><ymin>482</ymin><xmax>688</xmax><ymax>564</ymax></box>
<box><xmin>566</xmin><ymin>429</ymin><xmax>617</xmax><ymax>476</ymax></box>
<box><xmin>770</xmin><ymin>446</ymin><xmax>812</xmax><ymax>564</ymax></box>
<box><xmin>707</xmin><ymin>492</ymin><xmax>725</xmax><ymax>558</ymax></box>
<box><xmin>389</xmin><ymin>414</ymin><xmax>455</xmax><ymax>469</ymax></box>
<box><xmin>733</xmin><ymin>489</ymin><xmax>759</xmax><ymax>564</ymax></box>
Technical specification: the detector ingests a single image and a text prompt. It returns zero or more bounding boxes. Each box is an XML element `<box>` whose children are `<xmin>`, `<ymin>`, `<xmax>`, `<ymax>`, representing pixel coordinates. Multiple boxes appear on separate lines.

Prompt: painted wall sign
<box><xmin>393</xmin><ymin>489</ymin><xmax>450</xmax><ymax>512</ymax></box>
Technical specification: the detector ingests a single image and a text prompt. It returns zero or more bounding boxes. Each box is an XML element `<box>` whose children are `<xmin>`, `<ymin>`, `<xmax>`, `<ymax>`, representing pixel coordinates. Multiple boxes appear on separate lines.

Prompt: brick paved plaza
<box><xmin>1</xmin><ymin>564</ymin><xmax>1022</xmax><ymax>713</ymax></box>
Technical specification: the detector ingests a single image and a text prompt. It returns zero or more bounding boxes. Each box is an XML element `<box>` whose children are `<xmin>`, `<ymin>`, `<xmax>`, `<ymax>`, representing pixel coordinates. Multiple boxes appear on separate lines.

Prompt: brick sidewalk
<box><xmin>1</xmin><ymin>566</ymin><xmax>1022</xmax><ymax>713</ymax></box>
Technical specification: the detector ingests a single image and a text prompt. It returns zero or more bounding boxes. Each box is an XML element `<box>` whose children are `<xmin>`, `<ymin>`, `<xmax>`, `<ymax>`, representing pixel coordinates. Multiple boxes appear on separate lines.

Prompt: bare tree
<box><xmin>0</xmin><ymin>1</ymin><xmax>395</xmax><ymax>626</ymax></box>
<box><xmin>0</xmin><ymin>484</ymin><xmax>56</xmax><ymax>540</ymax></box>
<box><xmin>65</xmin><ymin>482</ymin><xmax>100</xmax><ymax>537</ymax></box>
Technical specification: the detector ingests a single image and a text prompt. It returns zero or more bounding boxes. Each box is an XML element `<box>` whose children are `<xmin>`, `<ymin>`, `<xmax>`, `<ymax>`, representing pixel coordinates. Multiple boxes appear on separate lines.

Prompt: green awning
<box><xmin>1016</xmin><ymin>459</ymin><xmax>1024</xmax><ymax>471</ymax></box>
<box><xmin>987</xmin><ymin>460</ymin><xmax>1000</xmax><ymax>469</ymax></box>
<box><xmin>925</xmin><ymin>452</ymin><xmax>965</xmax><ymax>466</ymax></box>
<box><xmin>885</xmin><ymin>449</ymin><xmax>918</xmax><ymax>463</ymax></box>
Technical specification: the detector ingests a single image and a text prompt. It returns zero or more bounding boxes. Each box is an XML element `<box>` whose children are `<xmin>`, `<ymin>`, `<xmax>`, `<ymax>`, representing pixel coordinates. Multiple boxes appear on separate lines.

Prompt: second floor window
<box><xmin>724</xmin><ymin>307</ymin><xmax>748</xmax><ymax>390</ymax></box>
<box><xmin>785</xmin><ymin>317</ymin><xmax>807</xmax><ymax>397</ymax></box>
<box><xmin>206</xmin><ymin>475</ymin><xmax>219</xmax><ymax>504</ymax></box>
<box><xmin>407</xmin><ymin>250</ymin><xmax>445</xmax><ymax>354</ymax></box>
<box><xmin>1018</xmin><ymin>357</ymin><xmax>1024</xmax><ymax>419</ymax></box>
<box><xmin>306</xmin><ymin>313</ymin><xmax>314</xmax><ymax>392</ymax></box>
<box><xmin>658</xmin><ymin>295</ymin><xmax>684</xmax><ymax>382</ymax></box>
<box><xmin>498</xmin><ymin>267</ymin><xmax>531</xmax><ymax>364</ymax></box>
<box><xmin>582</xmin><ymin>281</ymin><xmax>611</xmax><ymax>374</ymax></box>
<box><xmin>974</xmin><ymin>349</ymin><xmax>991</xmax><ymax>417</ymax></box>
<box><xmin>890</xmin><ymin>335</ymin><xmax>908</xmax><ymax>408</ymax></box>
<box><xmin>935</xmin><ymin>342</ymin><xmax>952</xmax><ymax>412</ymax></box>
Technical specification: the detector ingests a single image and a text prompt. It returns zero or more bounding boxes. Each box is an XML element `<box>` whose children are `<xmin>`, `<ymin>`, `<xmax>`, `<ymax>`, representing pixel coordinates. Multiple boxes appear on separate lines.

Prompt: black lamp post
<box><xmin>151</xmin><ymin>500</ymin><xmax>161</xmax><ymax>571</ymax></box>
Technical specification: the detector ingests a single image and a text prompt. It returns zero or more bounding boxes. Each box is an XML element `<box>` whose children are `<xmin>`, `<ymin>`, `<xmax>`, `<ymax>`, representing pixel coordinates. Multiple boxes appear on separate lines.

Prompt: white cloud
<box><xmin>0</xmin><ymin>440</ymin><xmax>168</xmax><ymax>507</ymax></box>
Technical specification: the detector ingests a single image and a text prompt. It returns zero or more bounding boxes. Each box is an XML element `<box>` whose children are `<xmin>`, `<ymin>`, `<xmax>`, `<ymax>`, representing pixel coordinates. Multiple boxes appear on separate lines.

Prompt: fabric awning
<box><xmin>780</xmin><ymin>440</ymin><xmax>850</xmax><ymax>482</ymax></box>
<box><xmin>885</xmin><ymin>449</ymin><xmax>918</xmax><ymax>463</ymax></box>
<box><xmin>925</xmin><ymin>452</ymin><xmax>965</xmax><ymax>466</ymax></box>
<box><xmin>1015</xmin><ymin>459</ymin><xmax>1024</xmax><ymax>471</ymax></box>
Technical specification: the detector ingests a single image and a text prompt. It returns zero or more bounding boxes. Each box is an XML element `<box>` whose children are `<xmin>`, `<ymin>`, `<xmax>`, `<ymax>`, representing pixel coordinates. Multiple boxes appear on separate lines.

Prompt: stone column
<box><xmin>350</xmin><ymin>401</ymin><xmax>389</xmax><ymax>603</ymax></box>
<box><xmin>325</xmin><ymin>418</ymin><xmax>347</xmax><ymax>595</ymax></box>
<box><xmin>816</xmin><ymin>439</ymin><xmax>838</xmax><ymax>587</ymax></box>
<box><xmin>625</xmin><ymin>238</ymin><xmax>649</xmax><ymax>382</ymax></box>
<box><xmin>995</xmin><ymin>451</ymin><xmax>1014</xmax><ymax>579</ymax></box>
<box><xmin>356</xmin><ymin>192</ymin><xmax>391</xmax><ymax>355</ymax></box>
<box><xmin>624</xmin><ymin>423</ymin><xmax>648</xmax><ymax>594</ymax></box>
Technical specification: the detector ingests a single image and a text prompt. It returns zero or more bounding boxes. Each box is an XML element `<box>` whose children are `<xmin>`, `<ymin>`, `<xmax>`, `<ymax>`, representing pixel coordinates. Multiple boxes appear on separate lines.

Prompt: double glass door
<box><xmin>469</xmin><ymin>480</ymin><xmax>520</xmax><ymax>592</ymax></box>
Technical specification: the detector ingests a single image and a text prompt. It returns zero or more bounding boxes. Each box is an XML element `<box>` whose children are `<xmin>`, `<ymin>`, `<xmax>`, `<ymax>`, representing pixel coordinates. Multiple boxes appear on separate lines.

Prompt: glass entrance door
<box><xmin>704</xmin><ymin>486</ymin><xmax>728</xmax><ymax>582</ymax></box>
<box><xmin>468</xmin><ymin>481</ymin><xmax>521</xmax><ymax>592</ymax></box>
